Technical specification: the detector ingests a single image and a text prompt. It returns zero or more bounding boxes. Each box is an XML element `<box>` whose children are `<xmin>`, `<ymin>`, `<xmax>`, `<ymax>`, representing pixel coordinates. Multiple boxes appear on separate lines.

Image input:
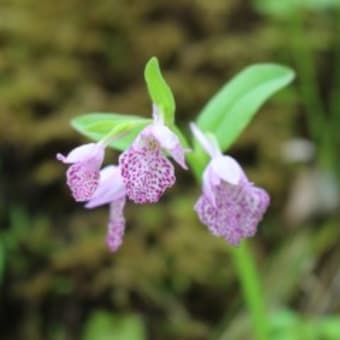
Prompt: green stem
<box><xmin>231</xmin><ymin>242</ymin><xmax>268</xmax><ymax>340</ymax></box>
<box><xmin>177</xmin><ymin>126</ymin><xmax>269</xmax><ymax>340</ymax></box>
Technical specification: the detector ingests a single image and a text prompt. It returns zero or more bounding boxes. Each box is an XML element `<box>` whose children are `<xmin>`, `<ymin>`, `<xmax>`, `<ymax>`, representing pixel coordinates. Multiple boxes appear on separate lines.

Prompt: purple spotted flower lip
<box><xmin>119</xmin><ymin>105</ymin><xmax>189</xmax><ymax>204</ymax></box>
<box><xmin>57</xmin><ymin>142</ymin><xmax>105</xmax><ymax>202</ymax></box>
<box><xmin>190</xmin><ymin>123</ymin><xmax>270</xmax><ymax>246</ymax></box>
<box><xmin>86</xmin><ymin>165</ymin><xmax>126</xmax><ymax>252</ymax></box>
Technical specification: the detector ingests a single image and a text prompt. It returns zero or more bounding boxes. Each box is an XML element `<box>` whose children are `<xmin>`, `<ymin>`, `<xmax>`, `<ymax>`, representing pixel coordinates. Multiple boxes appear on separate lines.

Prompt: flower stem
<box><xmin>180</xmin><ymin>124</ymin><xmax>269</xmax><ymax>339</ymax></box>
<box><xmin>231</xmin><ymin>241</ymin><xmax>269</xmax><ymax>340</ymax></box>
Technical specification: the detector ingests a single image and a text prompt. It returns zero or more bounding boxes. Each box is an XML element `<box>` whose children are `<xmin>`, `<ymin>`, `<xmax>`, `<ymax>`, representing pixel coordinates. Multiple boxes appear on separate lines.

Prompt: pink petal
<box><xmin>57</xmin><ymin>143</ymin><xmax>103</xmax><ymax>164</ymax></box>
<box><xmin>85</xmin><ymin>165</ymin><xmax>126</xmax><ymax>209</ymax></box>
<box><xmin>119</xmin><ymin>145</ymin><xmax>175</xmax><ymax>204</ymax></box>
<box><xmin>106</xmin><ymin>198</ymin><xmax>126</xmax><ymax>252</ymax></box>
<box><xmin>195</xmin><ymin>179</ymin><xmax>270</xmax><ymax>246</ymax></box>
<box><xmin>202</xmin><ymin>163</ymin><xmax>221</xmax><ymax>207</ymax></box>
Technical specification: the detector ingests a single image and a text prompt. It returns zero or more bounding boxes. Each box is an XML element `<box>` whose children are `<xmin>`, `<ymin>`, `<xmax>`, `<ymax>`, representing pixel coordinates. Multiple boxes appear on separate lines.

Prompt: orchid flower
<box><xmin>190</xmin><ymin>123</ymin><xmax>270</xmax><ymax>246</ymax></box>
<box><xmin>85</xmin><ymin>165</ymin><xmax>126</xmax><ymax>252</ymax></box>
<box><xmin>56</xmin><ymin>122</ymin><xmax>132</xmax><ymax>202</ymax></box>
<box><xmin>119</xmin><ymin>105</ymin><xmax>189</xmax><ymax>204</ymax></box>
<box><xmin>57</xmin><ymin>142</ymin><xmax>105</xmax><ymax>202</ymax></box>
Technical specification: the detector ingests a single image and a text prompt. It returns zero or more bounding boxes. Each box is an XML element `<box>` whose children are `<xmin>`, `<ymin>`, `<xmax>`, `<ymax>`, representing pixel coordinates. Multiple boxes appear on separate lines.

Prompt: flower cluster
<box><xmin>57</xmin><ymin>105</ymin><xmax>188</xmax><ymax>251</ymax></box>
<box><xmin>58</xmin><ymin>109</ymin><xmax>270</xmax><ymax>251</ymax></box>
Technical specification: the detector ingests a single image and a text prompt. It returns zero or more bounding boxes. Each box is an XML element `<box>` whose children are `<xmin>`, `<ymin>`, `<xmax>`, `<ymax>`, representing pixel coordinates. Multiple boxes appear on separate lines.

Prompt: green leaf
<box><xmin>196</xmin><ymin>63</ymin><xmax>295</xmax><ymax>152</ymax></box>
<box><xmin>144</xmin><ymin>57</ymin><xmax>175</xmax><ymax>124</ymax></box>
<box><xmin>82</xmin><ymin>311</ymin><xmax>145</xmax><ymax>340</ymax></box>
<box><xmin>71</xmin><ymin>113</ymin><xmax>151</xmax><ymax>151</ymax></box>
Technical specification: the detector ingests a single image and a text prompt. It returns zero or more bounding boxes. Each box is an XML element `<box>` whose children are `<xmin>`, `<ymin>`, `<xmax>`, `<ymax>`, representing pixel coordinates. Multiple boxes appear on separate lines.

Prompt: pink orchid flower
<box><xmin>190</xmin><ymin>123</ymin><xmax>270</xmax><ymax>246</ymax></box>
<box><xmin>85</xmin><ymin>165</ymin><xmax>126</xmax><ymax>252</ymax></box>
<box><xmin>57</xmin><ymin>142</ymin><xmax>105</xmax><ymax>202</ymax></box>
<box><xmin>119</xmin><ymin>105</ymin><xmax>189</xmax><ymax>204</ymax></box>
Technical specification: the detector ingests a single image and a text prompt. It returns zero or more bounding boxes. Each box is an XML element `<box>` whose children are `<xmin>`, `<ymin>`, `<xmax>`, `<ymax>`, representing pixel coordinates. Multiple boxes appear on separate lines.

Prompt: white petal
<box><xmin>202</xmin><ymin>162</ymin><xmax>221</xmax><ymax>206</ymax></box>
<box><xmin>151</xmin><ymin>124</ymin><xmax>188</xmax><ymax>169</ymax></box>
<box><xmin>190</xmin><ymin>123</ymin><xmax>220</xmax><ymax>158</ymax></box>
<box><xmin>152</xmin><ymin>124</ymin><xmax>178</xmax><ymax>150</ymax></box>
<box><xmin>210</xmin><ymin>155</ymin><xmax>243</xmax><ymax>185</ymax></box>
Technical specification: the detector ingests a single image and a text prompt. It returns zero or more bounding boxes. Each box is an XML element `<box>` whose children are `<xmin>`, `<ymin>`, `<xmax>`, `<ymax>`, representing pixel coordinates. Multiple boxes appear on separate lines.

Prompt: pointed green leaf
<box><xmin>72</xmin><ymin>113</ymin><xmax>151</xmax><ymax>151</ymax></box>
<box><xmin>144</xmin><ymin>57</ymin><xmax>175</xmax><ymax>124</ymax></box>
<box><xmin>196</xmin><ymin>63</ymin><xmax>295</xmax><ymax>152</ymax></box>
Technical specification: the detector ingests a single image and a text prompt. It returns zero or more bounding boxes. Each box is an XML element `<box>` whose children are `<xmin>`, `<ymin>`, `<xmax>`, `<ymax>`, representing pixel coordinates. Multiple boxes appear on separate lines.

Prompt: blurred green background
<box><xmin>0</xmin><ymin>0</ymin><xmax>340</xmax><ymax>339</ymax></box>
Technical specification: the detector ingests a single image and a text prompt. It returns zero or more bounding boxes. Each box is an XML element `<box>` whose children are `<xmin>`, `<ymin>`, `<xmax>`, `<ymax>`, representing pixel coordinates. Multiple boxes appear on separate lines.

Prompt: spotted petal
<box><xmin>57</xmin><ymin>142</ymin><xmax>105</xmax><ymax>202</ymax></box>
<box><xmin>65</xmin><ymin>161</ymin><xmax>101</xmax><ymax>202</ymax></box>
<box><xmin>195</xmin><ymin>180</ymin><xmax>270</xmax><ymax>246</ymax></box>
<box><xmin>119</xmin><ymin>145</ymin><xmax>175</xmax><ymax>204</ymax></box>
